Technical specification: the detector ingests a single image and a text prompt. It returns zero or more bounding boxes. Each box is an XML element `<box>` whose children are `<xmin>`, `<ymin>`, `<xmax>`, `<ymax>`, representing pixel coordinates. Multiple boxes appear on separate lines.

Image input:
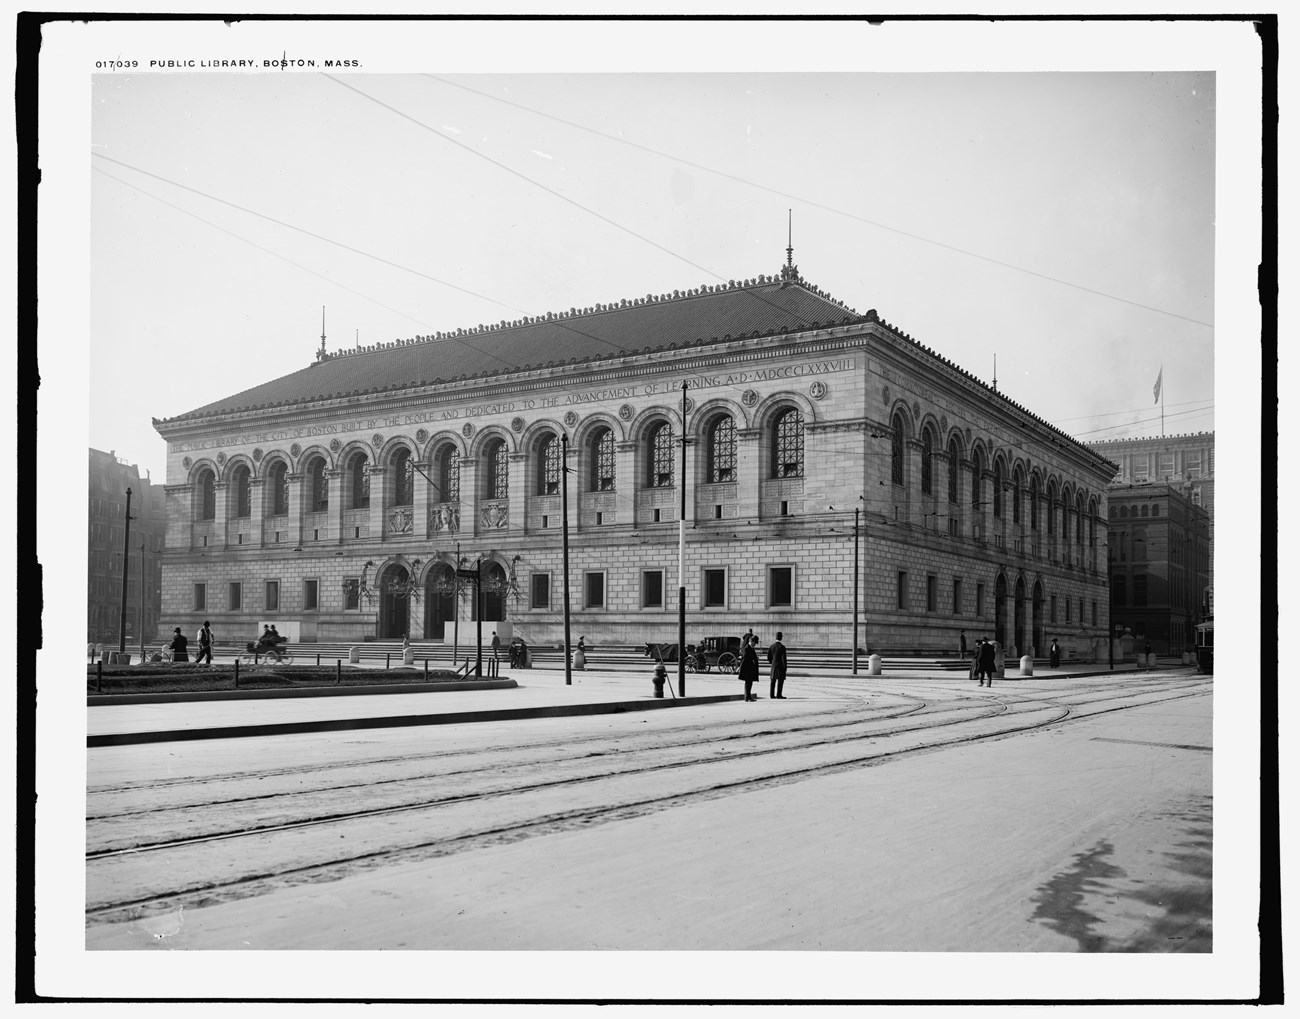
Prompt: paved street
<box><xmin>85</xmin><ymin>666</ymin><xmax>1213</xmax><ymax>984</ymax></box>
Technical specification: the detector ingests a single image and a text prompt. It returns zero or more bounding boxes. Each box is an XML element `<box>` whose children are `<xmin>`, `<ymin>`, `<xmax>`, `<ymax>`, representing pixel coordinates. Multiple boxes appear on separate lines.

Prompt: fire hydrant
<box><xmin>652</xmin><ymin>662</ymin><xmax>666</xmax><ymax>698</ymax></box>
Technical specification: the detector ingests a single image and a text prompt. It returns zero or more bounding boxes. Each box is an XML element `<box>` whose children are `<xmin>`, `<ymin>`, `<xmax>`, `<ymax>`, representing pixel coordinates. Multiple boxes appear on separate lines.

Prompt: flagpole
<box><xmin>1161</xmin><ymin>364</ymin><xmax>1165</xmax><ymax>436</ymax></box>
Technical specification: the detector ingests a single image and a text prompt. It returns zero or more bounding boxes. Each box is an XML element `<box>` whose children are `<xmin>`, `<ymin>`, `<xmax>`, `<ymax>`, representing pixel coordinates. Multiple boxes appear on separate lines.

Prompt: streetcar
<box><xmin>1194</xmin><ymin>619</ymin><xmax>1213</xmax><ymax>674</ymax></box>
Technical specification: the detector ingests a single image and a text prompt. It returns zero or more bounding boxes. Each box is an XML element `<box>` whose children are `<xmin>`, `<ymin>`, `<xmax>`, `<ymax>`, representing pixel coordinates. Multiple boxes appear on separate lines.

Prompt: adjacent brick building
<box><xmin>87</xmin><ymin>448</ymin><xmax>166</xmax><ymax>646</ymax></box>
<box><xmin>154</xmin><ymin>257</ymin><xmax>1118</xmax><ymax>656</ymax></box>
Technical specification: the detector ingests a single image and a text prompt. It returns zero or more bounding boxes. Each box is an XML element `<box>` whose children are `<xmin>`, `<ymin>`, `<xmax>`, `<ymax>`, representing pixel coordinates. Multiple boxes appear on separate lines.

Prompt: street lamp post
<box><xmin>678</xmin><ymin>381</ymin><xmax>688</xmax><ymax>698</ymax></box>
<box><xmin>853</xmin><ymin>507</ymin><xmax>860</xmax><ymax>675</ymax></box>
<box><xmin>561</xmin><ymin>433</ymin><xmax>573</xmax><ymax>686</ymax></box>
<box><xmin>118</xmin><ymin>488</ymin><xmax>133</xmax><ymax>655</ymax></box>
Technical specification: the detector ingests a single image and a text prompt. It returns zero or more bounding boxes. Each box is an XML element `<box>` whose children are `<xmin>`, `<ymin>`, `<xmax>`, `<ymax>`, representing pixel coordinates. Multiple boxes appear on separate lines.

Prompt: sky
<box><xmin>80</xmin><ymin>27</ymin><xmax>1228</xmax><ymax>481</ymax></box>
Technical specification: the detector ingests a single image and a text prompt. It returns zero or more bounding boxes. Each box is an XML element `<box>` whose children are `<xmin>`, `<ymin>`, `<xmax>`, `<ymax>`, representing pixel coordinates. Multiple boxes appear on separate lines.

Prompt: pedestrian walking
<box><xmin>167</xmin><ymin>626</ymin><xmax>189</xmax><ymax>663</ymax></box>
<box><xmin>977</xmin><ymin>637</ymin><xmax>996</xmax><ymax>687</ymax></box>
<box><xmin>739</xmin><ymin>633</ymin><xmax>760</xmax><ymax>701</ymax></box>
<box><xmin>491</xmin><ymin>631</ymin><xmax>501</xmax><ymax>661</ymax></box>
<box><xmin>194</xmin><ymin>620</ymin><xmax>214</xmax><ymax>665</ymax></box>
<box><xmin>959</xmin><ymin>629</ymin><xmax>968</xmax><ymax>660</ymax></box>
<box><xmin>970</xmin><ymin>638</ymin><xmax>983</xmax><ymax>681</ymax></box>
<box><xmin>1049</xmin><ymin>639</ymin><xmax>1060</xmax><ymax>669</ymax></box>
<box><xmin>767</xmin><ymin>631</ymin><xmax>788</xmax><ymax>699</ymax></box>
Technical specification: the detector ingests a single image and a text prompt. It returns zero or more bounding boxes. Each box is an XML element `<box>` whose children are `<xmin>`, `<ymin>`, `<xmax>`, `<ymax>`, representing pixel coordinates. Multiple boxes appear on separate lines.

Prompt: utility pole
<box><xmin>138</xmin><ymin>540</ymin><xmax>146</xmax><ymax>663</ymax></box>
<box><xmin>118</xmin><ymin>488</ymin><xmax>132</xmax><ymax>655</ymax></box>
<box><xmin>678</xmin><ymin>381</ymin><xmax>688</xmax><ymax>697</ymax></box>
<box><xmin>561</xmin><ymin>433</ymin><xmax>573</xmax><ymax>686</ymax></box>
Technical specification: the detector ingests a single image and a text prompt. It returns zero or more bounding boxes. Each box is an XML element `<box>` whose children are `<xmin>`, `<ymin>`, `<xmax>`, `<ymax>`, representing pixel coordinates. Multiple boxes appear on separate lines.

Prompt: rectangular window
<box><xmin>953</xmin><ymin>577</ymin><xmax>963</xmax><ymax>615</ymax></box>
<box><xmin>1133</xmin><ymin>455</ymin><xmax>1150</xmax><ymax>482</ymax></box>
<box><xmin>976</xmin><ymin>582</ymin><xmax>985</xmax><ymax>617</ymax></box>
<box><xmin>897</xmin><ymin>571</ymin><xmax>908</xmax><ymax>611</ymax></box>
<box><xmin>642</xmin><ymin>570</ymin><xmax>664</xmax><ymax>609</ymax></box>
<box><xmin>768</xmin><ymin>566</ymin><xmax>793</xmax><ymax>608</ymax></box>
<box><xmin>1065</xmin><ymin>598</ymin><xmax>1071</xmax><ymax>622</ymax></box>
<box><xmin>1158</xmin><ymin>454</ymin><xmax>1175</xmax><ymax>478</ymax></box>
<box><xmin>194</xmin><ymin>583</ymin><xmax>206</xmax><ymax>611</ymax></box>
<box><xmin>1050</xmin><ymin>595</ymin><xmax>1057</xmax><ymax>622</ymax></box>
<box><xmin>704</xmin><ymin>568</ymin><xmax>727</xmax><ymax>608</ymax></box>
<box><xmin>343</xmin><ymin>578</ymin><xmax>360</xmax><ymax>610</ymax></box>
<box><xmin>584</xmin><ymin>571</ymin><xmax>605</xmax><ymax>610</ymax></box>
<box><xmin>304</xmin><ymin>579</ymin><xmax>319</xmax><ymax>611</ymax></box>
<box><xmin>229</xmin><ymin>582</ymin><xmax>242</xmax><ymax>611</ymax></box>
<box><xmin>531</xmin><ymin>573</ymin><xmax>551</xmax><ymax>609</ymax></box>
<box><xmin>1092</xmin><ymin>600</ymin><xmax>1098</xmax><ymax>626</ymax></box>
<box><xmin>1079</xmin><ymin>598</ymin><xmax>1085</xmax><ymax>624</ymax></box>
<box><xmin>1134</xmin><ymin>574</ymin><xmax>1148</xmax><ymax>607</ymax></box>
<box><xmin>266</xmin><ymin>580</ymin><xmax>280</xmax><ymax>613</ymax></box>
<box><xmin>926</xmin><ymin>574</ymin><xmax>938</xmax><ymax>613</ymax></box>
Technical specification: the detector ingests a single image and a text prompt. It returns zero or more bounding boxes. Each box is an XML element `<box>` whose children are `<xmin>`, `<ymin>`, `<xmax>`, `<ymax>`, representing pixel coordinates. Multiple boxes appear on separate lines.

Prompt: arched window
<box><xmin>485</xmin><ymin>440</ymin><xmax>509</xmax><ymax>500</ymax></box>
<box><xmin>268</xmin><ymin>461</ymin><xmax>289</xmax><ymax>516</ymax></box>
<box><xmin>308</xmin><ymin>456</ymin><xmax>329</xmax><ymax>512</ymax></box>
<box><xmin>1061</xmin><ymin>488</ymin><xmax>1071</xmax><ymax>542</ymax></box>
<box><xmin>537</xmin><ymin>434</ymin><xmax>561</xmax><ymax>495</ymax></box>
<box><xmin>1109</xmin><ymin>503</ymin><xmax>1117</xmax><ymax>519</ymax></box>
<box><xmin>890</xmin><ymin>414</ymin><xmax>905</xmax><ymax>486</ymax></box>
<box><xmin>993</xmin><ymin>460</ymin><xmax>1004</xmax><ymax>517</ymax></box>
<box><xmin>920</xmin><ymin>429</ymin><xmax>934</xmax><ymax>495</ymax></box>
<box><xmin>648</xmin><ymin>423</ymin><xmax>674</xmax><ymax>487</ymax></box>
<box><xmin>1120</xmin><ymin>505</ymin><xmax>1129</xmax><ymax>518</ymax></box>
<box><xmin>437</xmin><ymin>447</ymin><xmax>459</xmax><ymax>502</ymax></box>
<box><xmin>708</xmin><ymin>415</ymin><xmax>737</xmax><ymax>483</ymax></box>
<box><xmin>773</xmin><ymin>408</ymin><xmax>804</xmax><ymax>479</ymax></box>
<box><xmin>947</xmin><ymin>438</ymin><xmax>960</xmax><ymax>503</ymax></box>
<box><xmin>232</xmin><ymin>464</ymin><xmax>251</xmax><ymax>518</ymax></box>
<box><xmin>1140</xmin><ymin>504</ymin><xmax>1149</xmax><ymax>517</ymax></box>
<box><xmin>1076</xmin><ymin>495</ymin><xmax>1086</xmax><ymax>544</ymax></box>
<box><xmin>1046</xmin><ymin>481</ymin><xmax>1057</xmax><ymax>534</ymax></box>
<box><xmin>1151</xmin><ymin>503</ymin><xmax>1160</xmax><ymax>517</ymax></box>
<box><xmin>197</xmin><ymin>468</ymin><xmax>216</xmax><ymax>521</ymax></box>
<box><xmin>1030</xmin><ymin>476</ymin><xmax>1040</xmax><ymax>529</ymax></box>
<box><xmin>590</xmin><ymin>428</ymin><xmax>615</xmax><ymax>492</ymax></box>
<box><xmin>971</xmin><ymin>449</ymin><xmax>984</xmax><ymax>508</ymax></box>
<box><xmin>1012</xmin><ymin>468</ymin><xmax>1023</xmax><ymax>525</ymax></box>
<box><xmin>349</xmin><ymin>452</ymin><xmax>370</xmax><ymax>509</ymax></box>
<box><xmin>391</xmin><ymin>448</ymin><xmax>414</xmax><ymax>506</ymax></box>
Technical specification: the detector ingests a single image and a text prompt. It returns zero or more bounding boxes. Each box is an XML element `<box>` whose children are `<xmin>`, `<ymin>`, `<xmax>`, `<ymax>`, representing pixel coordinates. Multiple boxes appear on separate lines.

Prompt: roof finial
<box><xmin>317</xmin><ymin>306</ymin><xmax>327</xmax><ymax>361</ymax></box>
<box><xmin>780</xmin><ymin>209</ymin><xmax>799</xmax><ymax>286</ymax></box>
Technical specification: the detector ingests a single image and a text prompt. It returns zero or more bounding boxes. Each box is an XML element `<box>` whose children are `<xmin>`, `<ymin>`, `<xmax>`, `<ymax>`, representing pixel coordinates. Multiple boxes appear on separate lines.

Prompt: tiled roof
<box><xmin>161</xmin><ymin>274</ymin><xmax>860</xmax><ymax>424</ymax></box>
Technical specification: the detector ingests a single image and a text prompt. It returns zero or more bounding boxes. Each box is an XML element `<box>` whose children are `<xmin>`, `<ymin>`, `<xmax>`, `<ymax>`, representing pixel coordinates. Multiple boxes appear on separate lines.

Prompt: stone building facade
<box><xmin>87</xmin><ymin>448</ymin><xmax>166</xmax><ymax>646</ymax></box>
<box><xmin>154</xmin><ymin>261</ymin><xmax>1118</xmax><ymax>656</ymax></box>
<box><xmin>1107</xmin><ymin>482</ymin><xmax>1211</xmax><ymax>654</ymax></box>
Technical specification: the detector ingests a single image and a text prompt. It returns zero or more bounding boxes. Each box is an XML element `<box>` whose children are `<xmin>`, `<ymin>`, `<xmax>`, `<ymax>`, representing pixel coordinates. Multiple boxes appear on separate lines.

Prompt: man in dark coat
<box><xmin>739</xmin><ymin>634</ymin><xmax>760</xmax><ymax>701</ymax></box>
<box><xmin>977</xmin><ymin>637</ymin><xmax>997</xmax><ymax>687</ymax></box>
<box><xmin>960</xmin><ymin>629</ymin><xmax>968</xmax><ymax>661</ymax></box>
<box><xmin>767</xmin><ymin>631</ymin><xmax>788</xmax><ymax>699</ymax></box>
<box><xmin>167</xmin><ymin>627</ymin><xmax>189</xmax><ymax>663</ymax></box>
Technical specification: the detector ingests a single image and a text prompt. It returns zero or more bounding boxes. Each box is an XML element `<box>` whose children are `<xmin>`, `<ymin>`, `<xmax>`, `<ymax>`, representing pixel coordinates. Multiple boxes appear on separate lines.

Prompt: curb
<box><xmin>86</xmin><ymin>678</ymin><xmax>518</xmax><ymax>706</ymax></box>
<box><xmin>87</xmin><ymin>694</ymin><xmax>744</xmax><ymax>747</ymax></box>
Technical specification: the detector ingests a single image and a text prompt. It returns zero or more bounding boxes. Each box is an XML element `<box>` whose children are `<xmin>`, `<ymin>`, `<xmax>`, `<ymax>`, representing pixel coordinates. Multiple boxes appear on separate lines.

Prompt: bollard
<box><xmin>234</xmin><ymin>659</ymin><xmax>240</xmax><ymax>689</ymax></box>
<box><xmin>403</xmin><ymin>647</ymin><xmax>415</xmax><ymax>666</ymax></box>
<box><xmin>652</xmin><ymin>662</ymin><xmax>666</xmax><ymax>698</ymax></box>
<box><xmin>386</xmin><ymin>653</ymin><xmax>391</xmax><ymax>669</ymax></box>
<box><xmin>316</xmin><ymin>654</ymin><xmax>321</xmax><ymax>667</ymax></box>
<box><xmin>424</xmin><ymin>659</ymin><xmax>429</xmax><ymax>679</ymax></box>
<box><xmin>1019</xmin><ymin>655</ymin><xmax>1033</xmax><ymax>677</ymax></box>
<box><xmin>867</xmin><ymin>654</ymin><xmax>882</xmax><ymax>676</ymax></box>
<box><xmin>96</xmin><ymin>659</ymin><xmax>102</xmax><ymax>693</ymax></box>
<box><xmin>349</xmin><ymin>646</ymin><xmax>361</xmax><ymax>665</ymax></box>
<box><xmin>337</xmin><ymin>660</ymin><xmax>342</xmax><ymax>685</ymax></box>
<box><xmin>574</xmin><ymin>646</ymin><xmax>586</xmax><ymax>671</ymax></box>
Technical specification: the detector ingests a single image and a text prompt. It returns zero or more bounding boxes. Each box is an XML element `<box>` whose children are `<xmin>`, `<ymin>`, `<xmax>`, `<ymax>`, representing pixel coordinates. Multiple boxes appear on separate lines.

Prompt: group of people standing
<box><xmin>738</xmin><ymin>628</ymin><xmax>788</xmax><ymax>702</ymax></box>
<box><xmin>960</xmin><ymin>630</ymin><xmax>999</xmax><ymax>688</ymax></box>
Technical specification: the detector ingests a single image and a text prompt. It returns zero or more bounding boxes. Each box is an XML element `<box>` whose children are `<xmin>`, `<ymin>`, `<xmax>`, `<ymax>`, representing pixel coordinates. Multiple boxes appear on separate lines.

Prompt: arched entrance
<box><xmin>1032</xmin><ymin>580</ymin><xmax>1045</xmax><ymax>656</ymax></box>
<box><xmin>424</xmin><ymin>563</ymin><xmax>456</xmax><ymax>640</ymax></box>
<box><xmin>994</xmin><ymin>573</ymin><xmax>1008</xmax><ymax>647</ymax></box>
<box><xmin>471</xmin><ymin>562</ymin><xmax>508</xmax><ymax>622</ymax></box>
<box><xmin>378</xmin><ymin>563</ymin><xmax>411</xmax><ymax>639</ymax></box>
<box><xmin>1014</xmin><ymin>576</ymin><xmax>1027</xmax><ymax>655</ymax></box>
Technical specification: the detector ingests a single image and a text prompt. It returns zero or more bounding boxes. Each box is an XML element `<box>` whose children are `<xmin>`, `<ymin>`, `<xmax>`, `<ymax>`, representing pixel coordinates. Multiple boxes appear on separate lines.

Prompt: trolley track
<box><xmin>87</xmin><ymin>678</ymin><xmax>1210</xmax><ymax>925</ymax></box>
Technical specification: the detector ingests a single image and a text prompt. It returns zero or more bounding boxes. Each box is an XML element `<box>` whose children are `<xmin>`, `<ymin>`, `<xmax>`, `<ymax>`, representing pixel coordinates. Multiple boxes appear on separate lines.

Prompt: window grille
<box><xmin>538</xmin><ymin>435</ymin><xmax>561</xmax><ymax>495</ymax></box>
<box><xmin>649</xmin><ymin>424</ymin><xmax>674</xmax><ymax>487</ymax></box>
<box><xmin>921</xmin><ymin>431</ymin><xmax>933</xmax><ymax>494</ymax></box>
<box><xmin>709</xmin><ymin>416</ymin><xmax>737</xmax><ymax>483</ymax></box>
<box><xmin>773</xmin><ymin>409</ymin><xmax>804</xmax><ymax>478</ymax></box>
<box><xmin>890</xmin><ymin>416</ymin><xmax>904</xmax><ymax>485</ymax></box>
<box><xmin>488</xmin><ymin>441</ymin><xmax>509</xmax><ymax>499</ymax></box>
<box><xmin>439</xmin><ymin>448</ymin><xmax>460</xmax><ymax>502</ymax></box>
<box><xmin>233</xmin><ymin>466</ymin><xmax>251</xmax><ymax>518</ymax></box>
<box><xmin>351</xmin><ymin>454</ymin><xmax>370</xmax><ymax>508</ymax></box>
<box><xmin>592</xmin><ymin>428</ymin><xmax>615</xmax><ymax>491</ymax></box>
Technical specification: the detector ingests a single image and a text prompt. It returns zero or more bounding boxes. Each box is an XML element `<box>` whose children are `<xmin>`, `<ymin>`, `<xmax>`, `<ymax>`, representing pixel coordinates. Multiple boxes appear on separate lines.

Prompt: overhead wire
<box><xmin>425</xmin><ymin>74</ymin><xmax>1215</xmax><ymax>330</ymax></box>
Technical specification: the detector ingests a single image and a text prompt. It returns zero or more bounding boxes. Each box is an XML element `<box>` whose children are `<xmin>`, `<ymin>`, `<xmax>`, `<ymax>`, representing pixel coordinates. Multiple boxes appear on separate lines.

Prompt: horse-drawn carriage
<box><xmin>644</xmin><ymin>635</ymin><xmax>742</xmax><ymax>673</ymax></box>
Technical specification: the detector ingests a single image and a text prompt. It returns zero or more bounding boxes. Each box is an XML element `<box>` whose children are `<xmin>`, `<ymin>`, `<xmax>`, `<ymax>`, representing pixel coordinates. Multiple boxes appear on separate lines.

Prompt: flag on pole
<box><xmin>1153</xmin><ymin>367</ymin><xmax>1163</xmax><ymax>405</ymax></box>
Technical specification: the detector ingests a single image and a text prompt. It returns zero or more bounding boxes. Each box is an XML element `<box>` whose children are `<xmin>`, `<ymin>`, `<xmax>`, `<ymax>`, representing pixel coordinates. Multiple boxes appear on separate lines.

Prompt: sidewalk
<box><xmin>87</xmin><ymin>660</ymin><xmax>1194</xmax><ymax>747</ymax></box>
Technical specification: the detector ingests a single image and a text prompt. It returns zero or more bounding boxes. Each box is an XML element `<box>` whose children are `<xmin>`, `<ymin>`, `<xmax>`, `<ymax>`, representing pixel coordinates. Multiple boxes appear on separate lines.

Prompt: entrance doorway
<box><xmin>424</xmin><ymin>564</ymin><xmax>456</xmax><ymax>640</ymax></box>
<box><xmin>378</xmin><ymin>564</ymin><xmax>410</xmax><ymax>639</ymax></box>
<box><xmin>1032</xmin><ymin>580</ymin><xmax>1045</xmax><ymax>655</ymax></box>
<box><xmin>1014</xmin><ymin>576</ymin><xmax>1027</xmax><ymax>654</ymax></box>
